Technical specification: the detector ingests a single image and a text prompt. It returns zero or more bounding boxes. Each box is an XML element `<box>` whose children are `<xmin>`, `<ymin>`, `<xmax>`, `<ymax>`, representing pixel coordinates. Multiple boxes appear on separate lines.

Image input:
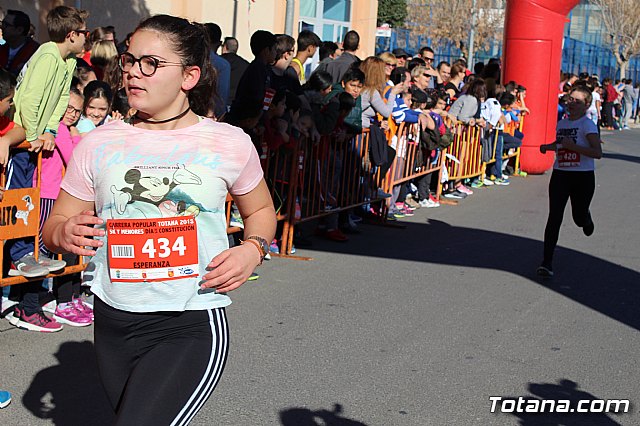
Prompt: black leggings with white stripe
<box><xmin>94</xmin><ymin>298</ymin><xmax>229</xmax><ymax>426</ymax></box>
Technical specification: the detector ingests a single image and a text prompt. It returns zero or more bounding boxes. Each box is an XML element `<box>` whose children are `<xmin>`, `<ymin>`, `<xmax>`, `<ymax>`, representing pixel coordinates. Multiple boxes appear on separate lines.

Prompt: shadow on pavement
<box><xmin>300</xmin><ymin>219</ymin><xmax>640</xmax><ymax>331</ymax></box>
<box><xmin>22</xmin><ymin>340</ymin><xmax>114</xmax><ymax>426</ymax></box>
<box><xmin>280</xmin><ymin>403</ymin><xmax>369</xmax><ymax>425</ymax></box>
<box><xmin>501</xmin><ymin>379</ymin><xmax>626</xmax><ymax>425</ymax></box>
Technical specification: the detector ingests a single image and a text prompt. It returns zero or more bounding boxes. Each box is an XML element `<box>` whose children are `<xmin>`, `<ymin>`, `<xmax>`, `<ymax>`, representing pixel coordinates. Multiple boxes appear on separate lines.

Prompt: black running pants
<box><xmin>543</xmin><ymin>169</ymin><xmax>595</xmax><ymax>266</ymax></box>
<box><xmin>94</xmin><ymin>298</ymin><xmax>229</xmax><ymax>426</ymax></box>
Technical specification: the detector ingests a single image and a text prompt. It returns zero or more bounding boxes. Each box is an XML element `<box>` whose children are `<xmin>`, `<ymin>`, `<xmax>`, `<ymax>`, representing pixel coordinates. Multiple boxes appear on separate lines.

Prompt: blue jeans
<box><xmin>490</xmin><ymin>131</ymin><xmax>523</xmax><ymax>177</ymax></box>
<box><xmin>5</xmin><ymin>149</ymin><xmax>36</xmax><ymax>261</ymax></box>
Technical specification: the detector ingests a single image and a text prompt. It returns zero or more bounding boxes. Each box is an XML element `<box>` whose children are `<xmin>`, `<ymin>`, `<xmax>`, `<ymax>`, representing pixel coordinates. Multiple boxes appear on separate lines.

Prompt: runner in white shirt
<box><xmin>537</xmin><ymin>86</ymin><xmax>602</xmax><ymax>277</ymax></box>
<box><xmin>43</xmin><ymin>15</ymin><xmax>276</xmax><ymax>425</ymax></box>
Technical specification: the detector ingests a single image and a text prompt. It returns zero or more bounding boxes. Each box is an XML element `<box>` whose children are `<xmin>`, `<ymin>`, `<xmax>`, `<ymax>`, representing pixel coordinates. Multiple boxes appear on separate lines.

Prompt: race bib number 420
<box><xmin>557</xmin><ymin>149</ymin><xmax>580</xmax><ymax>167</ymax></box>
<box><xmin>106</xmin><ymin>217</ymin><xmax>199</xmax><ymax>282</ymax></box>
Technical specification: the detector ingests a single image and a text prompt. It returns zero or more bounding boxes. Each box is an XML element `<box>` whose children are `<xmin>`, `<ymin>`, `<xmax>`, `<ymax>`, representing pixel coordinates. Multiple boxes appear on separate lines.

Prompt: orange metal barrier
<box><xmin>444</xmin><ymin>122</ymin><xmax>485</xmax><ymax>181</ymax></box>
<box><xmin>0</xmin><ymin>142</ymin><xmax>86</xmax><ymax>287</ymax></box>
<box><xmin>382</xmin><ymin>122</ymin><xmax>444</xmax><ymax>200</ymax></box>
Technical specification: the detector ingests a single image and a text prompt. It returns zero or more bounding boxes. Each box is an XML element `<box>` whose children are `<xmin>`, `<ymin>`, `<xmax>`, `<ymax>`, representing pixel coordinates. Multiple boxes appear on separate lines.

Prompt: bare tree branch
<box><xmin>590</xmin><ymin>0</ymin><xmax>640</xmax><ymax>77</ymax></box>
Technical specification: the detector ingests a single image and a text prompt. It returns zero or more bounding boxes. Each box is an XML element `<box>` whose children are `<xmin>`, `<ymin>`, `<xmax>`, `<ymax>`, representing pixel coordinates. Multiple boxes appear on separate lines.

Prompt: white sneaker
<box><xmin>1</xmin><ymin>297</ymin><xmax>18</xmax><ymax>321</ymax></box>
<box><xmin>419</xmin><ymin>198</ymin><xmax>439</xmax><ymax>208</ymax></box>
<box><xmin>482</xmin><ymin>178</ymin><xmax>495</xmax><ymax>186</ymax></box>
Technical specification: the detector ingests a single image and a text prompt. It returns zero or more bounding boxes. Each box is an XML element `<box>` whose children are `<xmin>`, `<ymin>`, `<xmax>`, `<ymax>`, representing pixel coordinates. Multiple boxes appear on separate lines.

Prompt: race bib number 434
<box><xmin>107</xmin><ymin>217</ymin><xmax>199</xmax><ymax>282</ymax></box>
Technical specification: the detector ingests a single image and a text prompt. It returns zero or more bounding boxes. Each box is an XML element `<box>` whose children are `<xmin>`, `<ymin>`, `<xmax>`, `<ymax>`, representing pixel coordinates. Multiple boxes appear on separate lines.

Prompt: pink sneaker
<box><xmin>13</xmin><ymin>307</ymin><xmax>63</xmax><ymax>332</ymax></box>
<box><xmin>72</xmin><ymin>297</ymin><xmax>94</xmax><ymax>321</ymax></box>
<box><xmin>54</xmin><ymin>303</ymin><xmax>92</xmax><ymax>327</ymax></box>
<box><xmin>456</xmin><ymin>184</ymin><xmax>473</xmax><ymax>195</ymax></box>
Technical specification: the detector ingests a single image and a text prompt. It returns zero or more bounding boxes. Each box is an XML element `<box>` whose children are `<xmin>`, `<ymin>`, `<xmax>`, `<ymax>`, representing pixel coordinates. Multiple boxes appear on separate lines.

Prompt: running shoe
<box><xmin>470</xmin><ymin>179</ymin><xmax>484</xmax><ymax>189</ymax></box>
<box><xmin>536</xmin><ymin>264</ymin><xmax>554</xmax><ymax>278</ymax></box>
<box><xmin>54</xmin><ymin>303</ymin><xmax>92</xmax><ymax>327</ymax></box>
<box><xmin>270</xmin><ymin>239</ymin><xmax>280</xmax><ymax>254</ymax></box>
<box><xmin>11</xmin><ymin>307</ymin><xmax>63</xmax><ymax>332</ymax></box>
<box><xmin>8</xmin><ymin>255</ymin><xmax>49</xmax><ymax>278</ymax></box>
<box><xmin>0</xmin><ymin>390</ymin><xmax>11</xmax><ymax>409</ymax></box>
<box><xmin>404</xmin><ymin>197</ymin><xmax>420</xmax><ymax>209</ymax></box>
<box><xmin>494</xmin><ymin>178</ymin><xmax>510</xmax><ymax>186</ymax></box>
<box><xmin>482</xmin><ymin>178</ymin><xmax>495</xmax><ymax>186</ymax></box>
<box><xmin>443</xmin><ymin>190</ymin><xmax>467</xmax><ymax>199</ymax></box>
<box><xmin>400</xmin><ymin>206</ymin><xmax>414</xmax><ymax>217</ymax></box>
<box><xmin>247</xmin><ymin>272</ymin><xmax>259</xmax><ymax>281</ymax></box>
<box><xmin>583</xmin><ymin>216</ymin><xmax>595</xmax><ymax>236</ymax></box>
<box><xmin>37</xmin><ymin>256</ymin><xmax>66</xmax><ymax>273</ymax></box>
<box><xmin>72</xmin><ymin>297</ymin><xmax>94</xmax><ymax>321</ymax></box>
<box><xmin>1</xmin><ymin>297</ymin><xmax>17</xmax><ymax>320</ymax></box>
<box><xmin>457</xmin><ymin>184</ymin><xmax>473</xmax><ymax>195</ymax></box>
<box><xmin>419</xmin><ymin>198</ymin><xmax>439</xmax><ymax>208</ymax></box>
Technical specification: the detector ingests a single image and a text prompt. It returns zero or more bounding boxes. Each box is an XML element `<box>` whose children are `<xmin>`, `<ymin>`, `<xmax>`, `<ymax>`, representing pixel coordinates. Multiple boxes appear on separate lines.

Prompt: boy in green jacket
<box><xmin>6</xmin><ymin>5</ymin><xmax>88</xmax><ymax>333</ymax></box>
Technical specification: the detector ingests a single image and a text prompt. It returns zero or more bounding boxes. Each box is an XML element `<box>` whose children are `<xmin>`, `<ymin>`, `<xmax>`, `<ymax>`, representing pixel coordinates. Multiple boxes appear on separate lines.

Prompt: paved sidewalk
<box><xmin>1</xmin><ymin>128</ymin><xmax>639</xmax><ymax>425</ymax></box>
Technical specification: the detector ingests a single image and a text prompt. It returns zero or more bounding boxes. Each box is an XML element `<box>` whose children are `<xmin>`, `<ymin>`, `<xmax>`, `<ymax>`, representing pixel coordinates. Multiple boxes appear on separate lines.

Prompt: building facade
<box><xmin>3</xmin><ymin>0</ymin><xmax>378</xmax><ymax>61</ymax></box>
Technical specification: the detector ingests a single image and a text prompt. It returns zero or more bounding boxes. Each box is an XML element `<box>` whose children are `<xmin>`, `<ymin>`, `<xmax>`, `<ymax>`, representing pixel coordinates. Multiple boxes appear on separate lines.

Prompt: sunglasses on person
<box><xmin>422</xmin><ymin>73</ymin><xmax>431</xmax><ymax>78</ymax></box>
<box><xmin>118</xmin><ymin>52</ymin><xmax>183</xmax><ymax>77</ymax></box>
<box><xmin>385</xmin><ymin>63</ymin><xmax>397</xmax><ymax>68</ymax></box>
<box><xmin>74</xmin><ymin>29</ymin><xmax>91</xmax><ymax>37</ymax></box>
<box><xmin>423</xmin><ymin>56</ymin><xmax>434</xmax><ymax>62</ymax></box>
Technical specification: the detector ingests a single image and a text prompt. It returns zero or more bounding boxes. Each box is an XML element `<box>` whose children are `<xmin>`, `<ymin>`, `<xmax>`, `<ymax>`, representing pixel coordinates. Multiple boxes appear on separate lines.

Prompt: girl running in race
<box><xmin>538</xmin><ymin>85</ymin><xmax>602</xmax><ymax>277</ymax></box>
<box><xmin>43</xmin><ymin>15</ymin><xmax>276</xmax><ymax>425</ymax></box>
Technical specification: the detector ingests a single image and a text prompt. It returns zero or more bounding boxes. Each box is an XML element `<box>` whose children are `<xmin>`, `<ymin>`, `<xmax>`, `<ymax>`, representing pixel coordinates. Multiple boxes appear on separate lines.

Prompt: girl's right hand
<box><xmin>59</xmin><ymin>210</ymin><xmax>105</xmax><ymax>256</ymax></box>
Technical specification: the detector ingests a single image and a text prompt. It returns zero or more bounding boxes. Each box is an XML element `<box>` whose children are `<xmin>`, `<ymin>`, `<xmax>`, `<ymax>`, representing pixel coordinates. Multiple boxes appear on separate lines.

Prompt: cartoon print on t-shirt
<box><xmin>110</xmin><ymin>164</ymin><xmax>203</xmax><ymax>218</ymax></box>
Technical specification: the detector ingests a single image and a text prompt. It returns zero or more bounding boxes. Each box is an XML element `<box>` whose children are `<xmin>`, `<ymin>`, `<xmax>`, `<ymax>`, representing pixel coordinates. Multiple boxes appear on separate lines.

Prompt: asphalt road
<box><xmin>1</xmin><ymin>127</ymin><xmax>639</xmax><ymax>426</ymax></box>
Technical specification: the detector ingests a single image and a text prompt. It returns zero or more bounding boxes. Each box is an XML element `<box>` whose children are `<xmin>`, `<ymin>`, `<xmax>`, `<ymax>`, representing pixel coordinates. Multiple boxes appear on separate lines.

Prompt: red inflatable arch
<box><xmin>502</xmin><ymin>0</ymin><xmax>580</xmax><ymax>174</ymax></box>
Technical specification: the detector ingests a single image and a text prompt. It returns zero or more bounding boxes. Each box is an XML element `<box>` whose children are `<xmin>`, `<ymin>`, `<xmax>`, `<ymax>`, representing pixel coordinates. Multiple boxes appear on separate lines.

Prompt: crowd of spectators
<box><xmin>0</xmin><ymin>4</ymin><xmax>637</xmax><ymax>339</ymax></box>
<box><xmin>557</xmin><ymin>72</ymin><xmax>639</xmax><ymax>131</ymax></box>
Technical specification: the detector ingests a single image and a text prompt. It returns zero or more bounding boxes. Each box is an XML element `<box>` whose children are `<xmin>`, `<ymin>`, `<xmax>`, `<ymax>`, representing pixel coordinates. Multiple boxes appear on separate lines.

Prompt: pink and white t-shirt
<box><xmin>61</xmin><ymin>118</ymin><xmax>263</xmax><ymax>312</ymax></box>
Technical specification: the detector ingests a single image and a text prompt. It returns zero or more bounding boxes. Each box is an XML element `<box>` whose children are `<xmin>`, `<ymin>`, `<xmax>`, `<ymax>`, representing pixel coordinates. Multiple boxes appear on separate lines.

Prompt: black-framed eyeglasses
<box><xmin>74</xmin><ymin>29</ymin><xmax>90</xmax><ymax>37</ymax></box>
<box><xmin>65</xmin><ymin>105</ymin><xmax>82</xmax><ymax>115</ymax></box>
<box><xmin>118</xmin><ymin>52</ymin><xmax>183</xmax><ymax>77</ymax></box>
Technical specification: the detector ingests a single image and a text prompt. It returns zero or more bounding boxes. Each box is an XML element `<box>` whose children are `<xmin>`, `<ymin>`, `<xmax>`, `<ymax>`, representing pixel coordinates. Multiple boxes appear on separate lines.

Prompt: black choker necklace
<box><xmin>134</xmin><ymin>107</ymin><xmax>191</xmax><ymax>124</ymax></box>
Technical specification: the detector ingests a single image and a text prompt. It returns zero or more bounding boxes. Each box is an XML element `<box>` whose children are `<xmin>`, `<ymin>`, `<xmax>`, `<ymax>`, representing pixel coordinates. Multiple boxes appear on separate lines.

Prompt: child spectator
<box><xmin>74</xmin><ymin>59</ymin><xmax>97</xmax><ymax>91</ymax></box>
<box><xmin>482</xmin><ymin>84</ymin><xmax>509</xmax><ymax>185</ymax></box>
<box><xmin>228</xmin><ymin>30</ymin><xmax>277</xmax><ymax>121</ymax></box>
<box><xmin>262</xmin><ymin>90</ymin><xmax>292</xmax><ymax>151</ymax></box>
<box><xmin>412</xmin><ymin>88</ymin><xmax>440</xmax><ymax>208</ymax></box>
<box><xmin>76</xmin><ymin>80</ymin><xmax>114</xmax><ymax>135</ymax></box>
<box><xmin>290</xmin><ymin>30</ymin><xmax>321</xmax><ymax>84</ymax></box>
<box><xmin>6</xmin><ymin>5</ymin><xmax>88</xmax><ymax>332</ymax></box>
<box><xmin>40</xmin><ymin>86</ymin><xmax>92</xmax><ymax>326</ymax></box>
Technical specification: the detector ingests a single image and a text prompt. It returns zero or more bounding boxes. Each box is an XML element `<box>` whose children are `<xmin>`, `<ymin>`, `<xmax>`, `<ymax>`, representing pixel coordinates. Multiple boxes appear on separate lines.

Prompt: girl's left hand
<box><xmin>201</xmin><ymin>245</ymin><xmax>261</xmax><ymax>293</ymax></box>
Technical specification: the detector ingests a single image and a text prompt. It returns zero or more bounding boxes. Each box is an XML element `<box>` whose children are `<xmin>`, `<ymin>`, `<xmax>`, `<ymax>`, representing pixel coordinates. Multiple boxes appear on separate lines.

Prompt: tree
<box><xmin>406</xmin><ymin>0</ymin><xmax>504</xmax><ymax>57</ymax></box>
<box><xmin>377</xmin><ymin>0</ymin><xmax>408</xmax><ymax>28</ymax></box>
<box><xmin>590</xmin><ymin>0</ymin><xmax>640</xmax><ymax>78</ymax></box>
